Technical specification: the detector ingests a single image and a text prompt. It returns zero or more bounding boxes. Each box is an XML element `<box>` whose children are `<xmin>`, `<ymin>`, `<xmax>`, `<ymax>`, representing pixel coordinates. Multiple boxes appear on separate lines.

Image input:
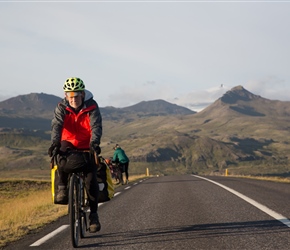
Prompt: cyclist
<box><xmin>48</xmin><ymin>77</ymin><xmax>102</xmax><ymax>233</ymax></box>
<box><xmin>112</xmin><ymin>144</ymin><xmax>130</xmax><ymax>185</ymax></box>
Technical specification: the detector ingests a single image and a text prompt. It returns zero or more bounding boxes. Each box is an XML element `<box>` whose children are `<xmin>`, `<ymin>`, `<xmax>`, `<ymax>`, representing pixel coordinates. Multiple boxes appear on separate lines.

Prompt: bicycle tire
<box><xmin>80</xmin><ymin>215</ymin><xmax>86</xmax><ymax>238</ymax></box>
<box><xmin>80</xmin><ymin>180</ymin><xmax>87</xmax><ymax>238</ymax></box>
<box><xmin>69</xmin><ymin>174</ymin><xmax>80</xmax><ymax>248</ymax></box>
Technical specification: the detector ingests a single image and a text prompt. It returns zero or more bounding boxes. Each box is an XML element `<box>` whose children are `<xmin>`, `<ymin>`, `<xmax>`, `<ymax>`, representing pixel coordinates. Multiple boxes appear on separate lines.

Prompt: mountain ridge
<box><xmin>0</xmin><ymin>93</ymin><xmax>195</xmax><ymax>121</ymax></box>
<box><xmin>0</xmin><ymin>85</ymin><xmax>290</xmax><ymax>177</ymax></box>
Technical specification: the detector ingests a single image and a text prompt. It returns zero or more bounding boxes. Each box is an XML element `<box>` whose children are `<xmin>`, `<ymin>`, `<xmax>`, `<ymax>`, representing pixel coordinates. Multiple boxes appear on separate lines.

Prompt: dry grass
<box><xmin>0</xmin><ymin>174</ymin><xmax>147</xmax><ymax>248</ymax></box>
<box><xmin>0</xmin><ymin>179</ymin><xmax>68</xmax><ymax>248</ymax></box>
<box><xmin>0</xmin><ymin>191</ymin><xmax>68</xmax><ymax>248</ymax></box>
<box><xmin>229</xmin><ymin>175</ymin><xmax>290</xmax><ymax>183</ymax></box>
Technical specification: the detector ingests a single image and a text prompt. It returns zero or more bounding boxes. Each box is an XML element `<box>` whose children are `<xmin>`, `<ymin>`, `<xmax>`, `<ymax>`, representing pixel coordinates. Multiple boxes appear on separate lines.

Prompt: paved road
<box><xmin>4</xmin><ymin>175</ymin><xmax>290</xmax><ymax>249</ymax></box>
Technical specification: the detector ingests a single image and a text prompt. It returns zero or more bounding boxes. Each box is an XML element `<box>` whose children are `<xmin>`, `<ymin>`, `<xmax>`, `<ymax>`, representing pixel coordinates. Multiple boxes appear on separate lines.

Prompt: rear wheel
<box><xmin>69</xmin><ymin>174</ymin><xmax>80</xmax><ymax>248</ymax></box>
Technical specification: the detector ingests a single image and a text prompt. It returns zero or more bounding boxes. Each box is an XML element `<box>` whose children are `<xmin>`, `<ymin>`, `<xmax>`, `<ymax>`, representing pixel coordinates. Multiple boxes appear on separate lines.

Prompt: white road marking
<box><xmin>124</xmin><ymin>186</ymin><xmax>131</xmax><ymax>190</ymax></box>
<box><xmin>30</xmin><ymin>225</ymin><xmax>69</xmax><ymax>246</ymax></box>
<box><xmin>114</xmin><ymin>191</ymin><xmax>121</xmax><ymax>196</ymax></box>
<box><xmin>193</xmin><ymin>175</ymin><xmax>290</xmax><ymax>227</ymax></box>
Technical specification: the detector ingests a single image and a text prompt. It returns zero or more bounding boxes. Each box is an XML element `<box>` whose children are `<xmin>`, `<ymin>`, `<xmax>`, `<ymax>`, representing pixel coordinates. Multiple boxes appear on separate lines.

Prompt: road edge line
<box><xmin>193</xmin><ymin>175</ymin><xmax>290</xmax><ymax>228</ymax></box>
<box><xmin>30</xmin><ymin>225</ymin><xmax>69</xmax><ymax>247</ymax></box>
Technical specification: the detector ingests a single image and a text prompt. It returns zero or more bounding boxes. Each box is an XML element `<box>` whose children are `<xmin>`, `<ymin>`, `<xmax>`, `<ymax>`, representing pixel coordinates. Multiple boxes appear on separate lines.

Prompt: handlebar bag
<box><xmin>58</xmin><ymin>151</ymin><xmax>90</xmax><ymax>173</ymax></box>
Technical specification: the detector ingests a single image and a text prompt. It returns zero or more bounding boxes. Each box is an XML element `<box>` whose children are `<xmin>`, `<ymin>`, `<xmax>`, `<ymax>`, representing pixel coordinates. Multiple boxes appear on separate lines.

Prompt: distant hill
<box><xmin>0</xmin><ymin>93</ymin><xmax>194</xmax><ymax>122</ymax></box>
<box><xmin>0</xmin><ymin>93</ymin><xmax>61</xmax><ymax>119</ymax></box>
<box><xmin>1</xmin><ymin>85</ymin><xmax>290</xmax><ymax>177</ymax></box>
<box><xmin>122</xmin><ymin>99</ymin><xmax>194</xmax><ymax>115</ymax></box>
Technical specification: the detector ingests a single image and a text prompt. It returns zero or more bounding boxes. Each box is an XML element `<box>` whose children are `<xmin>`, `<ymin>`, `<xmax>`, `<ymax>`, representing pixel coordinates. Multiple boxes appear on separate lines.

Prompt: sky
<box><xmin>1</xmin><ymin>1</ymin><xmax>290</xmax><ymax>112</ymax></box>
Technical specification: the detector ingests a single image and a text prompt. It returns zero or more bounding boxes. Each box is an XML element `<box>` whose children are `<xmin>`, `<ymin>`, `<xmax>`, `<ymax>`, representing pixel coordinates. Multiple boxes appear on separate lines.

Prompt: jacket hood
<box><xmin>60</xmin><ymin>89</ymin><xmax>94</xmax><ymax>107</ymax></box>
<box><xmin>84</xmin><ymin>89</ymin><xmax>93</xmax><ymax>101</ymax></box>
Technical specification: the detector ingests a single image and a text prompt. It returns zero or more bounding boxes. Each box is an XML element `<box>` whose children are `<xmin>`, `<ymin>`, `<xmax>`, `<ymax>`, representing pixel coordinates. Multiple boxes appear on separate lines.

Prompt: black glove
<box><xmin>90</xmin><ymin>142</ymin><xmax>101</xmax><ymax>155</ymax></box>
<box><xmin>48</xmin><ymin>142</ymin><xmax>61</xmax><ymax>157</ymax></box>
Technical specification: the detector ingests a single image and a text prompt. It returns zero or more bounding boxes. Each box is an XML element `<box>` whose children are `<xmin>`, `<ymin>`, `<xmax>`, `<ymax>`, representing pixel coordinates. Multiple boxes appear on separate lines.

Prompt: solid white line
<box><xmin>193</xmin><ymin>175</ymin><xmax>290</xmax><ymax>227</ymax></box>
<box><xmin>30</xmin><ymin>225</ymin><xmax>69</xmax><ymax>246</ymax></box>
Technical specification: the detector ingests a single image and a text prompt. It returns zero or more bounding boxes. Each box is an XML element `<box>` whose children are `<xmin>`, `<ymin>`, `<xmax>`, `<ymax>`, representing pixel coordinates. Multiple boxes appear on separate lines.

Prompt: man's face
<box><xmin>65</xmin><ymin>91</ymin><xmax>84</xmax><ymax>109</ymax></box>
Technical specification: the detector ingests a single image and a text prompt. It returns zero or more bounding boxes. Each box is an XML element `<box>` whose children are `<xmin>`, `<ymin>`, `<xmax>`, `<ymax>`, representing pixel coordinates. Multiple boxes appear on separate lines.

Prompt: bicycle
<box><xmin>111</xmin><ymin>162</ymin><xmax>123</xmax><ymax>184</ymax></box>
<box><xmin>51</xmin><ymin>149</ymin><xmax>99</xmax><ymax>248</ymax></box>
<box><xmin>102</xmin><ymin>158</ymin><xmax>122</xmax><ymax>184</ymax></box>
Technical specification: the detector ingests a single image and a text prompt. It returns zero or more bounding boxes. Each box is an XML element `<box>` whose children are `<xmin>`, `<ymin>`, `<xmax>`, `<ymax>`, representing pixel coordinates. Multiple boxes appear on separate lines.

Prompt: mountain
<box><xmin>0</xmin><ymin>93</ymin><xmax>61</xmax><ymax>119</ymax></box>
<box><xmin>122</xmin><ymin>99</ymin><xmax>194</xmax><ymax>115</ymax></box>
<box><xmin>0</xmin><ymin>93</ymin><xmax>195</xmax><ymax>123</ymax></box>
<box><xmin>100</xmin><ymin>85</ymin><xmax>290</xmax><ymax>175</ymax></box>
<box><xmin>1</xmin><ymin>86</ymin><xmax>290</xmax><ymax>177</ymax></box>
<box><xmin>99</xmin><ymin>99</ymin><xmax>195</xmax><ymax>122</ymax></box>
<box><xmin>198</xmin><ymin>85</ymin><xmax>290</xmax><ymax>119</ymax></box>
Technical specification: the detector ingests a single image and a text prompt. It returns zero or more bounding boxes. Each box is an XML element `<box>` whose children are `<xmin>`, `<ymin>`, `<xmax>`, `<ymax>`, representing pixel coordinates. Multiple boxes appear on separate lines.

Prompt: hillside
<box><xmin>0</xmin><ymin>86</ymin><xmax>290</xmax><ymax>177</ymax></box>
<box><xmin>100</xmin><ymin>85</ymin><xmax>290</xmax><ymax>176</ymax></box>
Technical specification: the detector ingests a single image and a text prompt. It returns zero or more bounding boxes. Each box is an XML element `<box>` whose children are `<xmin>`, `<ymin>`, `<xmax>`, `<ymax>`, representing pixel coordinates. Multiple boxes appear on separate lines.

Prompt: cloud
<box><xmin>172</xmin><ymin>78</ymin><xmax>290</xmax><ymax>112</ymax></box>
<box><xmin>169</xmin><ymin>85</ymin><xmax>231</xmax><ymax>112</ymax></box>
<box><xmin>101</xmin><ymin>82</ymin><xmax>231</xmax><ymax>111</ymax></box>
<box><xmin>0</xmin><ymin>94</ymin><xmax>13</xmax><ymax>102</ymax></box>
<box><xmin>244</xmin><ymin>76</ymin><xmax>290</xmax><ymax>101</ymax></box>
<box><xmin>1</xmin><ymin>3</ymin><xmax>290</xmax><ymax>112</ymax></box>
<box><xmin>101</xmin><ymin>79</ymin><xmax>290</xmax><ymax>113</ymax></box>
<box><xmin>104</xmin><ymin>80</ymin><xmax>176</xmax><ymax>108</ymax></box>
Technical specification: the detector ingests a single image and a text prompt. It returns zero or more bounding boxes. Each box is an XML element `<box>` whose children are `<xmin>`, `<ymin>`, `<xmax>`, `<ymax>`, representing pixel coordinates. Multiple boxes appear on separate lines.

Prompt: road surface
<box><xmin>4</xmin><ymin>175</ymin><xmax>290</xmax><ymax>249</ymax></box>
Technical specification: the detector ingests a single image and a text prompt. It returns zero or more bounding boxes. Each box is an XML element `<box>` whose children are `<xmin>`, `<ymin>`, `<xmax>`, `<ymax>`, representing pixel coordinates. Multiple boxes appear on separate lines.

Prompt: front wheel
<box><xmin>69</xmin><ymin>174</ymin><xmax>80</xmax><ymax>248</ymax></box>
<box><xmin>80</xmin><ymin>192</ymin><xmax>88</xmax><ymax>238</ymax></box>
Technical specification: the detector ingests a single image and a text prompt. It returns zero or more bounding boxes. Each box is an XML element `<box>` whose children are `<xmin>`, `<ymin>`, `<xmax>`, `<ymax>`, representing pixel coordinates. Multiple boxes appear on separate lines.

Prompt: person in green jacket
<box><xmin>112</xmin><ymin>144</ymin><xmax>129</xmax><ymax>185</ymax></box>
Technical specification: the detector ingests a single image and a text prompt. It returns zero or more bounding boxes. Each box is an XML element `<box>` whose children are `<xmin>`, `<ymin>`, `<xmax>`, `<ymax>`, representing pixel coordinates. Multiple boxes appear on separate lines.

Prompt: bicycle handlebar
<box><xmin>50</xmin><ymin>148</ymin><xmax>58</xmax><ymax>169</ymax></box>
<box><xmin>94</xmin><ymin>152</ymin><xmax>100</xmax><ymax>166</ymax></box>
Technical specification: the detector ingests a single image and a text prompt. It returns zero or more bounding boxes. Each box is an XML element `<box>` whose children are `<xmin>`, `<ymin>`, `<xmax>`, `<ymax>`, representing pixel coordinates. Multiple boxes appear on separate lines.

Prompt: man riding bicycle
<box><xmin>48</xmin><ymin>77</ymin><xmax>102</xmax><ymax>233</ymax></box>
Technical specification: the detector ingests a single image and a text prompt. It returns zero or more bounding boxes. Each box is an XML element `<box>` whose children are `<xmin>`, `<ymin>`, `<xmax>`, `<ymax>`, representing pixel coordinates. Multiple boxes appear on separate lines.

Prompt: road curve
<box><xmin>4</xmin><ymin>175</ymin><xmax>290</xmax><ymax>250</ymax></box>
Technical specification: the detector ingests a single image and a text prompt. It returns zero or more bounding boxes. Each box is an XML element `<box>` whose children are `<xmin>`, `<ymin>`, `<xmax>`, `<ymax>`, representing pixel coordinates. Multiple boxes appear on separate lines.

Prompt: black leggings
<box><xmin>119</xmin><ymin>162</ymin><xmax>129</xmax><ymax>180</ymax></box>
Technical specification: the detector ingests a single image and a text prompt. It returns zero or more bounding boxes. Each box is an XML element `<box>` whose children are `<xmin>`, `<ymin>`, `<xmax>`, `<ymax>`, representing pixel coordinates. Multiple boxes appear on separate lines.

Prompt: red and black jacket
<box><xmin>51</xmin><ymin>93</ymin><xmax>102</xmax><ymax>149</ymax></box>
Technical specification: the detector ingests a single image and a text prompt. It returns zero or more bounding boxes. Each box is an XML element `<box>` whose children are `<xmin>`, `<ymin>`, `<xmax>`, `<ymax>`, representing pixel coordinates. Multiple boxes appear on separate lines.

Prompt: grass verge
<box><xmin>228</xmin><ymin>174</ymin><xmax>290</xmax><ymax>183</ymax></box>
<box><xmin>0</xmin><ymin>179</ymin><xmax>67</xmax><ymax>248</ymax></box>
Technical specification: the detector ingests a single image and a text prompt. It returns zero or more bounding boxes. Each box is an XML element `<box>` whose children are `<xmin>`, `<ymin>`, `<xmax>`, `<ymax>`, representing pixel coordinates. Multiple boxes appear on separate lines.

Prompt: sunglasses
<box><xmin>66</xmin><ymin>92</ymin><xmax>82</xmax><ymax>98</ymax></box>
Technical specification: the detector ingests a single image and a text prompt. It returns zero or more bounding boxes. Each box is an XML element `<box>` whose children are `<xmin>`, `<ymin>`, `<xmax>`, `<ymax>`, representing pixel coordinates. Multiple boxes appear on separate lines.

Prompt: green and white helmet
<box><xmin>63</xmin><ymin>77</ymin><xmax>85</xmax><ymax>92</ymax></box>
